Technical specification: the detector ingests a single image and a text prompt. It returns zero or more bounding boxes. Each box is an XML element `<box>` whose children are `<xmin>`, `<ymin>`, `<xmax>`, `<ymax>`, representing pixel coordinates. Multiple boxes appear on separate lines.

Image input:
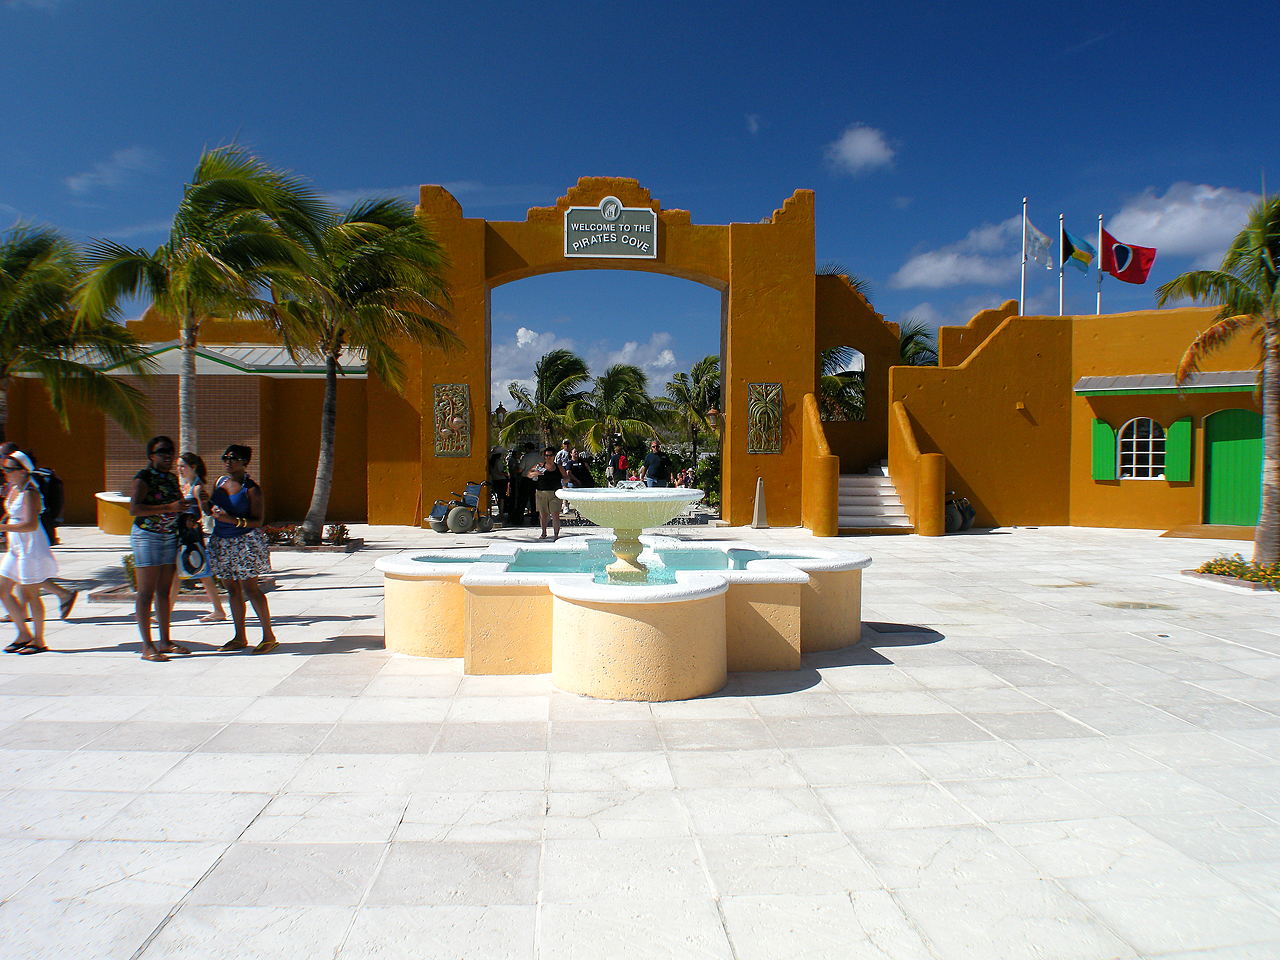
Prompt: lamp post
<box><xmin>492</xmin><ymin>402</ymin><xmax>507</xmax><ymax>448</ymax></box>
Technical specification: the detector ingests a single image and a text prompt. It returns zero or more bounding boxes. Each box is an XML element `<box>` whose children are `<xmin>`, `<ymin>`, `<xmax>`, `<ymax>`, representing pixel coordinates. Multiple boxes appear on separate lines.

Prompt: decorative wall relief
<box><xmin>433</xmin><ymin>383</ymin><xmax>471</xmax><ymax>457</ymax></box>
<box><xmin>747</xmin><ymin>382</ymin><xmax>782</xmax><ymax>454</ymax></box>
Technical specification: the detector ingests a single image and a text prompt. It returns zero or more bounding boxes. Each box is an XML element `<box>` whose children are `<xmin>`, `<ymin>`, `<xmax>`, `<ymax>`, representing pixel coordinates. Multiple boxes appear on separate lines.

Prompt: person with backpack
<box><xmin>0</xmin><ymin>443</ymin><xmax>76</xmax><ymax>619</ymax></box>
<box><xmin>0</xmin><ymin>450</ymin><xmax>58</xmax><ymax>653</ymax></box>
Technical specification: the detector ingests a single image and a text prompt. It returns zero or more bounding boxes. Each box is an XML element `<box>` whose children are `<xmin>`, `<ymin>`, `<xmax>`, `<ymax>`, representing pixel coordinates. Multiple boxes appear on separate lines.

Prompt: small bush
<box><xmin>265</xmin><ymin>523</ymin><xmax>300</xmax><ymax>545</ymax></box>
<box><xmin>1197</xmin><ymin>553</ymin><xmax>1280</xmax><ymax>590</ymax></box>
<box><xmin>324</xmin><ymin>523</ymin><xmax>350</xmax><ymax>544</ymax></box>
<box><xmin>122</xmin><ymin>553</ymin><xmax>137</xmax><ymax>590</ymax></box>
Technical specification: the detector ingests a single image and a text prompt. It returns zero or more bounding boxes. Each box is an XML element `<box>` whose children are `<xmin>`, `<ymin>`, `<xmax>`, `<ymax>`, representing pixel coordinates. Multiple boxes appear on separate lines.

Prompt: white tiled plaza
<box><xmin>2</xmin><ymin>523</ymin><xmax>1278</xmax><ymax>959</ymax></box>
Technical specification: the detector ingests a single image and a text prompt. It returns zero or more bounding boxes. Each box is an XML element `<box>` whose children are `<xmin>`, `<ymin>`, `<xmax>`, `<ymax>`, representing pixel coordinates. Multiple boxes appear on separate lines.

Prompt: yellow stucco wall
<box><xmin>7</xmin><ymin>382</ymin><xmax>105</xmax><ymax>525</ymax></box>
<box><xmin>551</xmin><ymin>592</ymin><xmax>727</xmax><ymax>701</ymax></box>
<box><xmin>897</xmin><ymin>304</ymin><xmax>1259</xmax><ymax>530</ymax></box>
<box><xmin>725</xmin><ymin>582</ymin><xmax>802</xmax><ymax>672</ymax></box>
<box><xmin>383</xmin><ymin>574</ymin><xmax>465</xmax><ymax>658</ymax></box>
<box><xmin>893</xmin><ymin>314</ymin><xmax>1074</xmax><ymax>527</ymax></box>
<box><xmin>414</xmin><ymin>178</ymin><xmax>818</xmax><ymax>530</ymax></box>
<box><xmin>814</xmin><ymin>274</ymin><xmax>902</xmax><ymax>473</ymax></box>
<box><xmin>463</xmin><ymin>584</ymin><xmax>553</xmax><ymax>675</ymax></box>
<box><xmin>1068</xmin><ymin>308</ymin><xmax>1260</xmax><ymax>528</ymax></box>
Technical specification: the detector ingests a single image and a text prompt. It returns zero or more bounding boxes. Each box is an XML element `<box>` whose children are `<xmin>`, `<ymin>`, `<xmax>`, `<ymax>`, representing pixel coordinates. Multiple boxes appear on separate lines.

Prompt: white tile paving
<box><xmin>3</xmin><ymin>523</ymin><xmax>1279</xmax><ymax>958</ymax></box>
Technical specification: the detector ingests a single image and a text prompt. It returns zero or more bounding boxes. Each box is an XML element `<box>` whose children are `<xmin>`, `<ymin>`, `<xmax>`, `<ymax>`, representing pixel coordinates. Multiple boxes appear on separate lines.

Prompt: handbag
<box><xmin>177</xmin><ymin>509</ymin><xmax>208</xmax><ymax>577</ymax></box>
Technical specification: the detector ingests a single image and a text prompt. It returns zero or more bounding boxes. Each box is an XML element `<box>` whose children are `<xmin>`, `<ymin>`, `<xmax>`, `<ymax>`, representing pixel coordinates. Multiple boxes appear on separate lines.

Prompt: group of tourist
<box><xmin>0</xmin><ymin>435</ymin><xmax>276</xmax><ymax>661</ymax></box>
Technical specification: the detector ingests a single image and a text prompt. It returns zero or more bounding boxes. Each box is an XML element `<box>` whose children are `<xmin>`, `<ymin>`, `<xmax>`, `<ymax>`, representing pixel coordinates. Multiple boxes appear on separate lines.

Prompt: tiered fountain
<box><xmin>376</xmin><ymin>486</ymin><xmax>870</xmax><ymax>701</ymax></box>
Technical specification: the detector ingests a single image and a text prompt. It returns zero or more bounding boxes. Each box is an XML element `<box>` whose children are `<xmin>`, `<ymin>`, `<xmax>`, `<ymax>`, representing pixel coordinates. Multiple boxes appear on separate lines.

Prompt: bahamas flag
<box><xmin>1062</xmin><ymin>228</ymin><xmax>1096</xmax><ymax>273</ymax></box>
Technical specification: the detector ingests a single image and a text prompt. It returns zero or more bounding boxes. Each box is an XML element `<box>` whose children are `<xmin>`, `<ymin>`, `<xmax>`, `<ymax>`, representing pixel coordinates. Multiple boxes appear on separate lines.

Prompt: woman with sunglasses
<box><xmin>0</xmin><ymin>451</ymin><xmax>59</xmax><ymax>653</ymax></box>
<box><xmin>208</xmin><ymin>444</ymin><xmax>276</xmax><ymax>654</ymax></box>
<box><xmin>129</xmin><ymin>436</ymin><xmax>188</xmax><ymax>661</ymax></box>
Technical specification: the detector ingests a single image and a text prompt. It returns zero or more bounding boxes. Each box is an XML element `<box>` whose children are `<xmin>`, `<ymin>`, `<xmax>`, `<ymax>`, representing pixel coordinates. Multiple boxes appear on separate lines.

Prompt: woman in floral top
<box><xmin>128</xmin><ymin>436</ymin><xmax>187</xmax><ymax>662</ymax></box>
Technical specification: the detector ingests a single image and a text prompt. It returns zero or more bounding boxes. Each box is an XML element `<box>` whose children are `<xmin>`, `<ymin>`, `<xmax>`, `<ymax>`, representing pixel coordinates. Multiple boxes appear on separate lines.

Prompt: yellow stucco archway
<box><xmin>368</xmin><ymin>177</ymin><xmax>820</xmax><ymax>528</ymax></box>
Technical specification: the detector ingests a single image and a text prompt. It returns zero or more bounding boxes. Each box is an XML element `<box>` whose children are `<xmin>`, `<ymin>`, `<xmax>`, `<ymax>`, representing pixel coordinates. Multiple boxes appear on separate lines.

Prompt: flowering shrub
<box><xmin>265</xmin><ymin>523</ymin><xmax>300</xmax><ymax>544</ymax></box>
<box><xmin>1197</xmin><ymin>554</ymin><xmax>1280</xmax><ymax>590</ymax></box>
<box><xmin>324</xmin><ymin>523</ymin><xmax>350</xmax><ymax>544</ymax></box>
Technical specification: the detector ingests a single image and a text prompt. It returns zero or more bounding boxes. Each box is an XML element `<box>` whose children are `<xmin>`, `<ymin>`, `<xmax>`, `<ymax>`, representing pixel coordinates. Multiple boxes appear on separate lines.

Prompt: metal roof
<box><xmin>1073</xmin><ymin>371</ymin><xmax>1256</xmax><ymax>395</ymax></box>
<box><xmin>100</xmin><ymin>342</ymin><xmax>368</xmax><ymax>378</ymax></box>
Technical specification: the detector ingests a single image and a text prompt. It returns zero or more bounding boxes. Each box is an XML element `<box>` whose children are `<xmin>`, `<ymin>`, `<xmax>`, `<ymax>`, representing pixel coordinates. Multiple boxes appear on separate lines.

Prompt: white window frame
<box><xmin>1117</xmin><ymin>417</ymin><xmax>1166</xmax><ymax>480</ymax></box>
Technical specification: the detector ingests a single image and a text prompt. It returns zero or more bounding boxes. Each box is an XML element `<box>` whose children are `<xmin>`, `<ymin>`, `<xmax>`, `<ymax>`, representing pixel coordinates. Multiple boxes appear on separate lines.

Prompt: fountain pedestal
<box><xmin>605</xmin><ymin>528</ymin><xmax>648</xmax><ymax>582</ymax></box>
<box><xmin>556</xmin><ymin>486</ymin><xmax>705</xmax><ymax>583</ymax></box>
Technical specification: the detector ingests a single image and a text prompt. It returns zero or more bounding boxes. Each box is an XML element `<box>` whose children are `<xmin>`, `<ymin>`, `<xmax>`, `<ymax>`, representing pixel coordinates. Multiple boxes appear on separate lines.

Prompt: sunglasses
<box><xmin>151</xmin><ymin>448</ymin><xmax>174</xmax><ymax>456</ymax></box>
<box><xmin>222</xmin><ymin>455</ymin><xmax>245</xmax><ymax>463</ymax></box>
<box><xmin>2</xmin><ymin>463</ymin><xmax>24</xmax><ymax>472</ymax></box>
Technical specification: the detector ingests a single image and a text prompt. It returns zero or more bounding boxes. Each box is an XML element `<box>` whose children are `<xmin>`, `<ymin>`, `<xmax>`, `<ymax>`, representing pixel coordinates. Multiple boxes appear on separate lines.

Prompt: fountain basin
<box><xmin>377</xmin><ymin>535</ymin><xmax>870</xmax><ymax>701</ymax></box>
<box><xmin>557</xmin><ymin>486</ymin><xmax>705</xmax><ymax>582</ymax></box>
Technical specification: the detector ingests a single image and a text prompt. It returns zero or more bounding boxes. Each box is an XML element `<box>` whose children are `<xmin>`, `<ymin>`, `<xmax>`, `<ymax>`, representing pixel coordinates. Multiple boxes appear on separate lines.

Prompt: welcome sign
<box><xmin>564</xmin><ymin>196</ymin><xmax>658</xmax><ymax>259</ymax></box>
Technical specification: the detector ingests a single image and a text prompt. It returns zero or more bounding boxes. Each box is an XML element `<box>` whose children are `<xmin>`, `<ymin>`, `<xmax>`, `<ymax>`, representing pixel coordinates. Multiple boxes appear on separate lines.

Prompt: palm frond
<box><xmin>1175</xmin><ymin>314</ymin><xmax>1261</xmax><ymax>384</ymax></box>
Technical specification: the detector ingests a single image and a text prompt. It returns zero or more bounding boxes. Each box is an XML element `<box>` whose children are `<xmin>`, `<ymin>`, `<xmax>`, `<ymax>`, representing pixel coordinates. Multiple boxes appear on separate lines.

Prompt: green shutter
<box><xmin>1092</xmin><ymin>419</ymin><xmax>1116</xmax><ymax>480</ymax></box>
<box><xmin>1165</xmin><ymin>417</ymin><xmax>1192</xmax><ymax>481</ymax></box>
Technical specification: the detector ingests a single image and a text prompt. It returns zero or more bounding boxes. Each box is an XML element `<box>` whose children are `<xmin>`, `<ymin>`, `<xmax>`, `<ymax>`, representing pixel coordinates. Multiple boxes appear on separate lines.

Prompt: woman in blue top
<box><xmin>207</xmin><ymin>444</ymin><xmax>277</xmax><ymax>654</ymax></box>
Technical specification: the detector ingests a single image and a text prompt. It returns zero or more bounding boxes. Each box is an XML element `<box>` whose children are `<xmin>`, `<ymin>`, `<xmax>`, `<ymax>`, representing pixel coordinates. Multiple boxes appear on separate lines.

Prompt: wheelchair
<box><xmin>427</xmin><ymin>480</ymin><xmax>494</xmax><ymax>534</ymax></box>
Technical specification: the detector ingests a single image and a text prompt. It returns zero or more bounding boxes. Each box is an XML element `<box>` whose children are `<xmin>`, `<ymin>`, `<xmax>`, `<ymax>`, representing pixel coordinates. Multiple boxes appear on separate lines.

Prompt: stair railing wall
<box><xmin>801</xmin><ymin>393</ymin><xmax>839</xmax><ymax>538</ymax></box>
<box><xmin>888</xmin><ymin>401</ymin><xmax>946</xmax><ymax>537</ymax></box>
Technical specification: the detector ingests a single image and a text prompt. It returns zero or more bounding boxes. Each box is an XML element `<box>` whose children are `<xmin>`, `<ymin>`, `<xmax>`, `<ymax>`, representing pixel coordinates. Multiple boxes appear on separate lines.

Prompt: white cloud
<box><xmin>102</xmin><ymin>219</ymin><xmax>172</xmax><ymax>240</ymax></box>
<box><xmin>824</xmin><ymin>123</ymin><xmax>895</xmax><ymax>176</ymax></box>
<box><xmin>889</xmin><ymin>216</ymin><xmax>1022</xmax><ymax>289</ymax></box>
<box><xmin>1109</xmin><ymin>182</ymin><xmax>1259</xmax><ymax>268</ymax></box>
<box><xmin>746</xmin><ymin>114</ymin><xmax>761</xmax><ymax>135</ymax></box>
<box><xmin>489</xmin><ymin>326</ymin><xmax>576</xmax><ymax>406</ymax></box>
<box><xmin>590</xmin><ymin>332</ymin><xmax>679</xmax><ymax>378</ymax></box>
<box><xmin>66</xmin><ymin>147</ymin><xmax>156</xmax><ymax>195</ymax></box>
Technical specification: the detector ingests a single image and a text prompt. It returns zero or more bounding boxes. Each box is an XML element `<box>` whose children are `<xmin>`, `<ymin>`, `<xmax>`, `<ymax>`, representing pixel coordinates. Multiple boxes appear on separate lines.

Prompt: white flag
<box><xmin>1025</xmin><ymin>218</ymin><xmax>1055</xmax><ymax>269</ymax></box>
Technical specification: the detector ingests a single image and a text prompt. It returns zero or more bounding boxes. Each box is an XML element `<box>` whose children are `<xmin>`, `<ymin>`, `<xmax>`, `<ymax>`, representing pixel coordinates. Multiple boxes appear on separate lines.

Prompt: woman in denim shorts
<box><xmin>129</xmin><ymin>436</ymin><xmax>186</xmax><ymax>661</ymax></box>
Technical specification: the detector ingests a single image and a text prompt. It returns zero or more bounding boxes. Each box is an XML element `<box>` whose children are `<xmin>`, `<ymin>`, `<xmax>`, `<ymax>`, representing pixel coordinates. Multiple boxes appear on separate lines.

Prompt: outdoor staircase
<box><xmin>838</xmin><ymin>460</ymin><xmax>913</xmax><ymax>534</ymax></box>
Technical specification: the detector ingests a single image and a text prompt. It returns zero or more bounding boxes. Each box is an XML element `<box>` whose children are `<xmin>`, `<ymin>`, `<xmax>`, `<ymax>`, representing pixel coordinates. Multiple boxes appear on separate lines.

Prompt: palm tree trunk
<box><xmin>1255</xmin><ymin>317</ymin><xmax>1279</xmax><ymax>564</ymax></box>
<box><xmin>178</xmin><ymin>309</ymin><xmax>198</xmax><ymax>455</ymax></box>
<box><xmin>301</xmin><ymin>353</ymin><xmax>339</xmax><ymax>545</ymax></box>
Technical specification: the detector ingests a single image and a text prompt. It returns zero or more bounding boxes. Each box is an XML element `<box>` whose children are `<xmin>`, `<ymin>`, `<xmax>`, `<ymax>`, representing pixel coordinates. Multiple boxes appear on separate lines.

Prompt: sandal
<box><xmin>4</xmin><ymin>638</ymin><xmax>32</xmax><ymax>653</ymax></box>
<box><xmin>199</xmin><ymin>613</ymin><xmax>227</xmax><ymax>623</ymax></box>
<box><xmin>218</xmin><ymin>638</ymin><xmax>248</xmax><ymax>652</ymax></box>
<box><xmin>141</xmin><ymin>651</ymin><xmax>170</xmax><ymax>662</ymax></box>
<box><xmin>18</xmin><ymin>644</ymin><xmax>50</xmax><ymax>655</ymax></box>
<box><xmin>59</xmin><ymin>591</ymin><xmax>78</xmax><ymax>620</ymax></box>
<box><xmin>251</xmin><ymin>637</ymin><xmax>279</xmax><ymax>655</ymax></box>
<box><xmin>158</xmin><ymin>642</ymin><xmax>191</xmax><ymax>656</ymax></box>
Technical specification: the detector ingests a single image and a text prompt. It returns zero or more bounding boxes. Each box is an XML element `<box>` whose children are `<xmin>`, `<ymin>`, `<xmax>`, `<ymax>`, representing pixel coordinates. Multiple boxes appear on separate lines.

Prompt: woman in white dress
<box><xmin>0</xmin><ymin>451</ymin><xmax>58</xmax><ymax>654</ymax></box>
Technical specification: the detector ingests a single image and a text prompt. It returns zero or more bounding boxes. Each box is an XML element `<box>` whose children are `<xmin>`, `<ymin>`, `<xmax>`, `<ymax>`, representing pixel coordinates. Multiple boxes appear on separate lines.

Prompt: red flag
<box><xmin>1101</xmin><ymin>229</ymin><xmax>1157</xmax><ymax>284</ymax></box>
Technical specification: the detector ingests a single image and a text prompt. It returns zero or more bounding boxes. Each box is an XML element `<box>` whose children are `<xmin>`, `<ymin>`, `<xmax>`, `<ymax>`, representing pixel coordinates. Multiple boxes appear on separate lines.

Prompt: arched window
<box><xmin>1118</xmin><ymin>418</ymin><xmax>1166</xmax><ymax>479</ymax></box>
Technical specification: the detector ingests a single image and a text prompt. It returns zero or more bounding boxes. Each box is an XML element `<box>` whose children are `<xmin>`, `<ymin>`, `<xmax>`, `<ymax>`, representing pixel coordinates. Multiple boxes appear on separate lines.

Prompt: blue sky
<box><xmin>3</xmin><ymin>0</ymin><xmax>1275</xmax><ymax>404</ymax></box>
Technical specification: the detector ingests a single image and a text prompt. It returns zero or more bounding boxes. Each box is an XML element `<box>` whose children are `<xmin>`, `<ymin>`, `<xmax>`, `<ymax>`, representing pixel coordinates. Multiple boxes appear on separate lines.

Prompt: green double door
<box><xmin>1204</xmin><ymin>408</ymin><xmax>1262</xmax><ymax>525</ymax></box>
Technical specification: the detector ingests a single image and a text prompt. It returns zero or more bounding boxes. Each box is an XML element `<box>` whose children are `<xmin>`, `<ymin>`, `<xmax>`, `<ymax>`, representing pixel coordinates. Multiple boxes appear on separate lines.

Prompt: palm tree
<box><xmin>499</xmin><ymin>348</ymin><xmax>590</xmax><ymax>448</ymax></box>
<box><xmin>568</xmin><ymin>363</ymin><xmax>659</xmax><ymax>453</ymax></box>
<box><xmin>78</xmin><ymin>146</ymin><xmax>325</xmax><ymax>455</ymax></box>
<box><xmin>0</xmin><ymin>224</ymin><xmax>152</xmax><ymax>441</ymax></box>
<box><xmin>817</xmin><ymin>262</ymin><xmax>874</xmax><ymax>302</ymax></box>
<box><xmin>898</xmin><ymin>317</ymin><xmax>939</xmax><ymax>366</ymax></box>
<box><xmin>1157</xmin><ymin>194</ymin><xmax>1279</xmax><ymax>563</ymax></box>
<box><xmin>657</xmin><ymin>354</ymin><xmax>720</xmax><ymax>472</ymax></box>
<box><xmin>270</xmin><ymin>198</ymin><xmax>455</xmax><ymax>544</ymax></box>
<box><xmin>819</xmin><ymin>345</ymin><xmax>864</xmax><ymax>421</ymax></box>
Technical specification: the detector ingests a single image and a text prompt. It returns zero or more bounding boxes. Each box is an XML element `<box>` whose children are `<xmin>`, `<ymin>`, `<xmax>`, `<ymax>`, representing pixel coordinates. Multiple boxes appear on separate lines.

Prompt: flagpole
<box><xmin>1020</xmin><ymin>198</ymin><xmax>1027</xmax><ymax>316</ymax></box>
<box><xmin>1096</xmin><ymin>214</ymin><xmax>1103</xmax><ymax>315</ymax></box>
<box><xmin>1058</xmin><ymin>214</ymin><xmax>1065</xmax><ymax>316</ymax></box>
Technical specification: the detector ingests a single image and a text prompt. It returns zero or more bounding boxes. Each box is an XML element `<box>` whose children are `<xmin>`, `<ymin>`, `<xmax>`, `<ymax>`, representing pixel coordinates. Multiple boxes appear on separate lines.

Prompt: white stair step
<box><xmin>838</xmin><ymin>494</ymin><xmax>903</xmax><ymax>506</ymax></box>
<box><xmin>838</xmin><ymin>515</ymin><xmax>913</xmax><ymax>527</ymax></box>
<box><xmin>839</xmin><ymin>504</ymin><xmax>908</xmax><ymax>517</ymax></box>
<box><xmin>840</xmin><ymin>477</ymin><xmax>896</xmax><ymax>490</ymax></box>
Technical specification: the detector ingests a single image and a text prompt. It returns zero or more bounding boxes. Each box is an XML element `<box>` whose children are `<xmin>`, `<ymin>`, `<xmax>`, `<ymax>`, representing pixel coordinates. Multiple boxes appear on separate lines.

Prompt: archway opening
<box><xmin>489</xmin><ymin>270</ymin><xmax>724</xmax><ymax>510</ymax></box>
